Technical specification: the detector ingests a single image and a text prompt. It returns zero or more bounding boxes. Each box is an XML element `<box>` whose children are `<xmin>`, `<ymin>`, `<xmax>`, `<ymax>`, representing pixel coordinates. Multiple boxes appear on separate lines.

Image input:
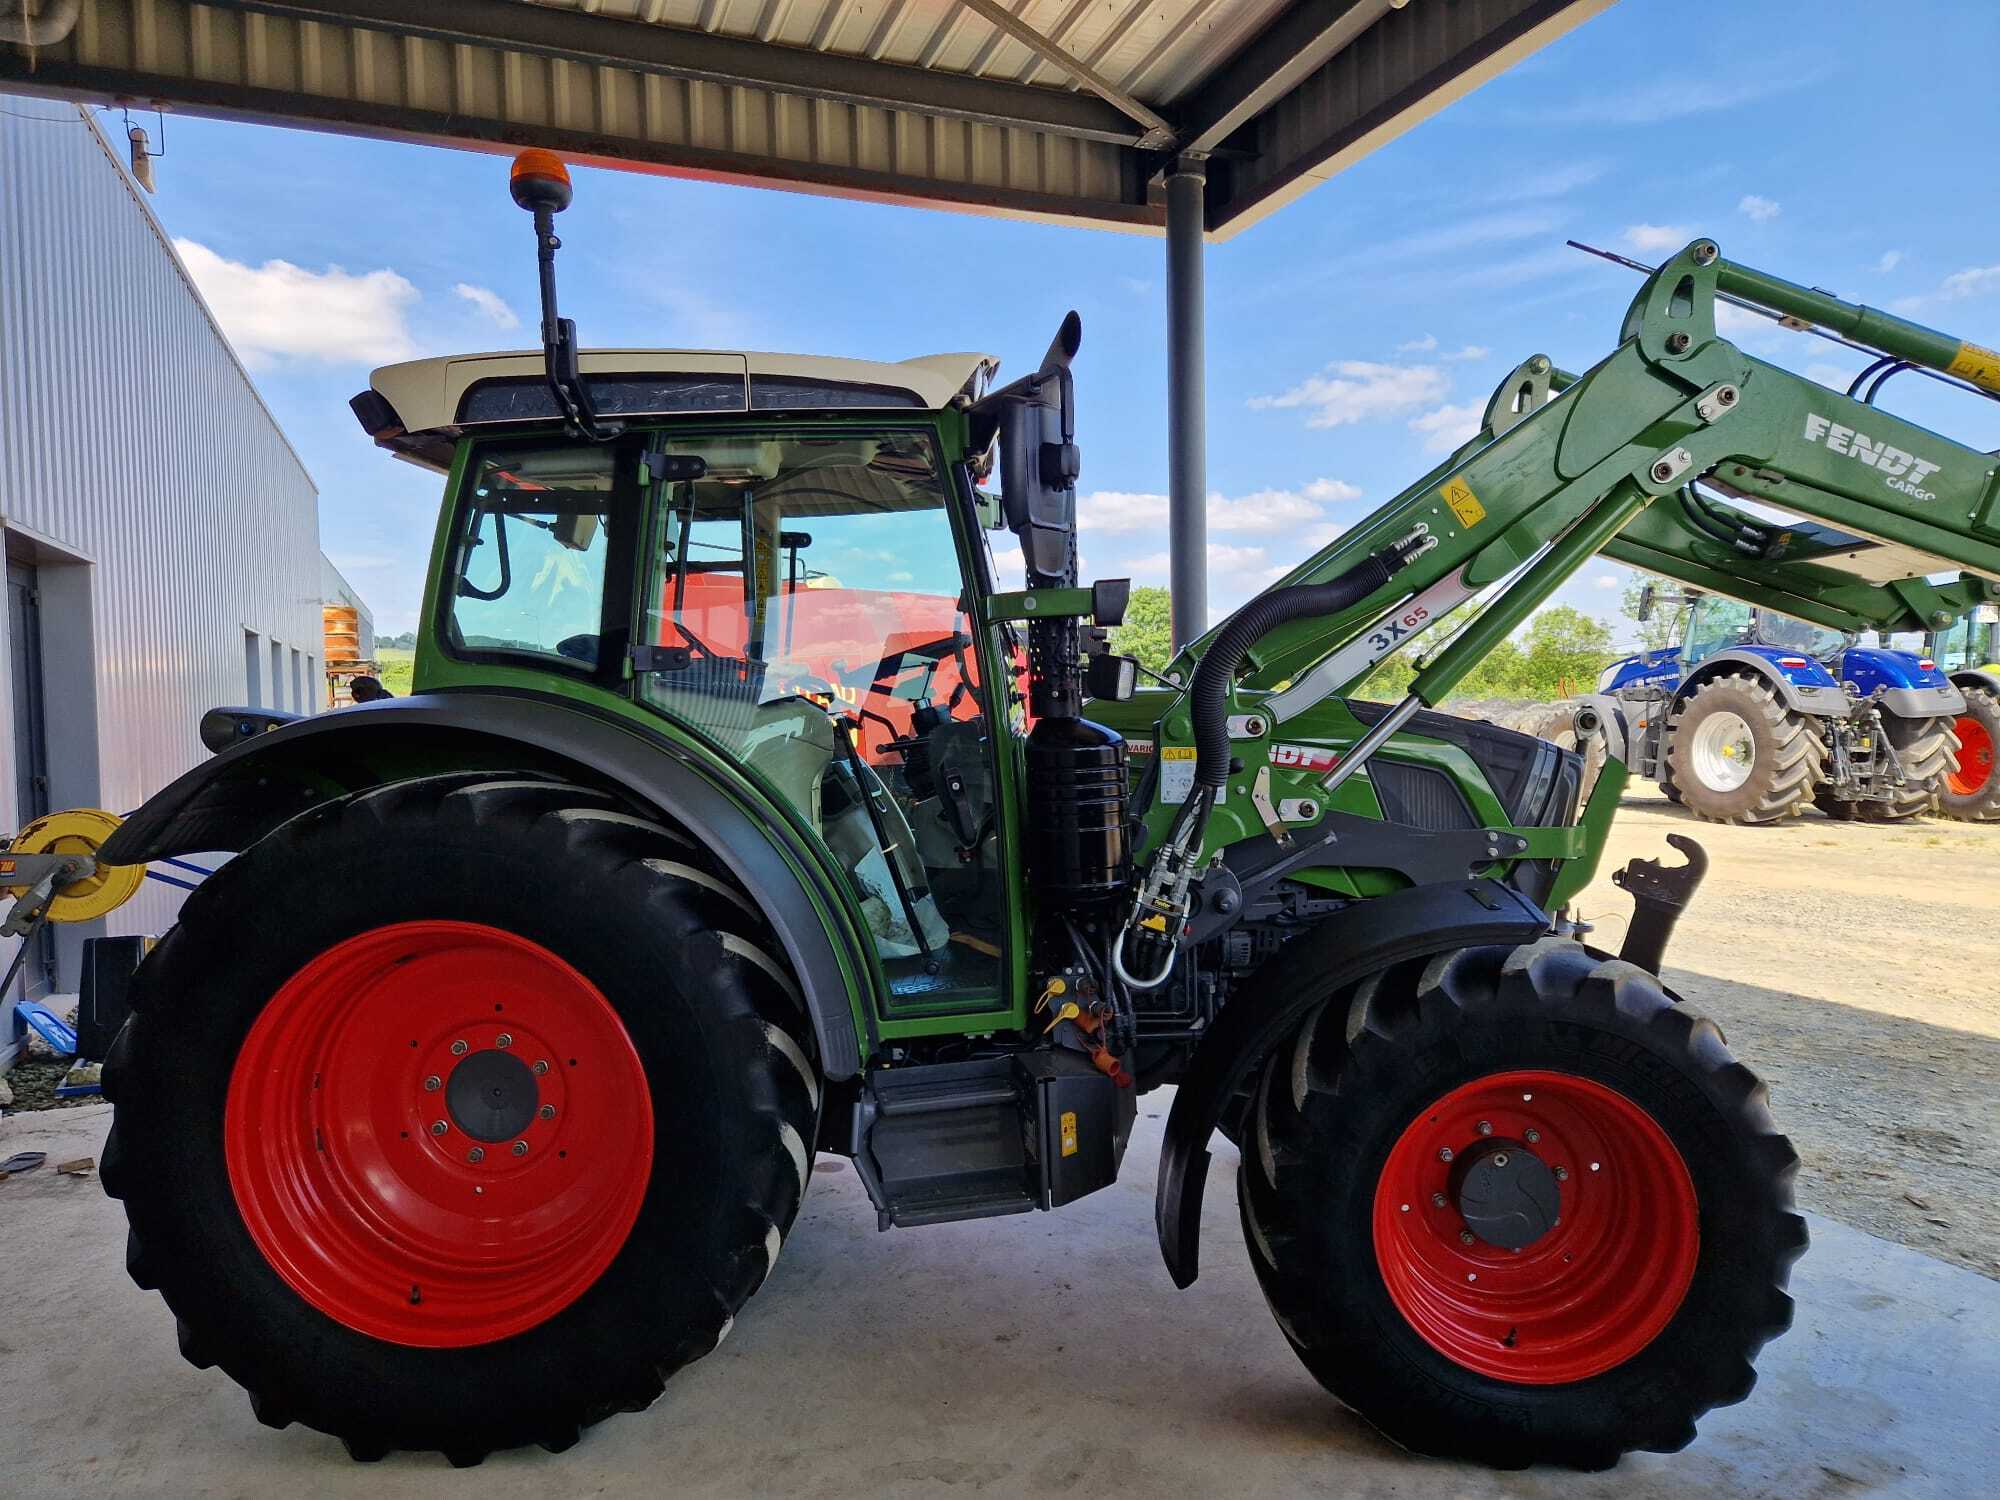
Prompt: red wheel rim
<box><xmin>225</xmin><ymin>921</ymin><xmax>654</xmax><ymax>1347</ymax></box>
<box><xmin>1372</xmin><ymin>1070</ymin><xmax>1698</xmax><ymax>1384</ymax></box>
<box><xmin>1949</xmin><ymin>714</ymin><xmax>1993</xmax><ymax>797</ymax></box>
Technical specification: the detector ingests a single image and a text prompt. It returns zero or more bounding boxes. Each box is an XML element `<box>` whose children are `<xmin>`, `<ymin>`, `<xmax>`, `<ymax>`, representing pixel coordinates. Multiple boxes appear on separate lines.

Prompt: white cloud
<box><xmin>1805</xmin><ymin>363</ymin><xmax>1859</xmax><ymax>391</ymax></box>
<box><xmin>1408</xmin><ymin>402</ymin><xmax>1485</xmax><ymax>455</ymax></box>
<box><xmin>1737</xmin><ymin>194</ymin><xmax>1781</xmax><ymax>223</ymax></box>
<box><xmin>1443</xmin><ymin>344</ymin><xmax>1490</xmax><ymax>363</ymax></box>
<box><xmin>1123</xmin><ymin>541</ymin><xmax>1272</xmax><ymax>590</ymax></box>
<box><xmin>1303</xmin><ymin>478</ymin><xmax>1362</xmax><ymax>503</ymax></box>
<box><xmin>1622</xmin><ymin>223</ymin><xmax>1689</xmax><ymax>254</ymax></box>
<box><xmin>453</xmin><ymin>282</ymin><xmax>520</xmax><ymax>329</ymax></box>
<box><xmin>1939</xmin><ymin>265</ymin><xmax>2000</xmax><ymax>302</ymax></box>
<box><xmin>1081</xmin><ymin>480</ymin><xmax>1363</xmax><ymax>538</ymax></box>
<box><xmin>1398</xmin><ymin>333</ymin><xmax>1439</xmax><ymax>353</ymax></box>
<box><xmin>1249</xmin><ymin>360</ymin><xmax>1450</xmax><ymax>430</ymax></box>
<box><xmin>1882</xmin><ymin>262</ymin><xmax>2000</xmax><ymax>315</ymax></box>
<box><xmin>1593</xmin><ymin>574</ymin><xmax>1619</xmax><ymax>590</ymax></box>
<box><xmin>174</xmin><ymin>239</ymin><xmax>418</xmax><ymax>367</ymax></box>
<box><xmin>1877</xmin><ymin>250</ymin><xmax>1904</xmax><ymax>273</ymax></box>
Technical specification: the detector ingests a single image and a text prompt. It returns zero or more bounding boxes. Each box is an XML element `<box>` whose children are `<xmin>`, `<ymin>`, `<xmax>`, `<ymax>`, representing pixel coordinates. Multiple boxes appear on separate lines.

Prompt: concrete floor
<box><xmin>1</xmin><ymin>1101</ymin><xmax>1993</xmax><ymax>1499</ymax></box>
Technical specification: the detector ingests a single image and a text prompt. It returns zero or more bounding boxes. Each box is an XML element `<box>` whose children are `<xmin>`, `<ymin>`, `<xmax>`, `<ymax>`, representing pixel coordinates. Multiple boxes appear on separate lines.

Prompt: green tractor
<box><xmin>63</xmin><ymin>155</ymin><xmax>2000</xmax><ymax>1472</ymax></box>
<box><xmin>1925</xmin><ymin>606</ymin><xmax>2000</xmax><ymax>819</ymax></box>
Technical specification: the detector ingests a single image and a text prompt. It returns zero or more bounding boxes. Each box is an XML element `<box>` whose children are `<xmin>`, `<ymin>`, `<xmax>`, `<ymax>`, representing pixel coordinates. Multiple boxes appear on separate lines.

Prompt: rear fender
<box><xmin>1677</xmin><ymin>649</ymin><xmax>1849</xmax><ymax>718</ymax></box>
<box><xmin>98</xmin><ymin>693</ymin><xmax>871</xmax><ymax>1078</ymax></box>
<box><xmin>1155</xmin><ymin>879</ymin><xmax>1551</xmax><ymax>1288</ymax></box>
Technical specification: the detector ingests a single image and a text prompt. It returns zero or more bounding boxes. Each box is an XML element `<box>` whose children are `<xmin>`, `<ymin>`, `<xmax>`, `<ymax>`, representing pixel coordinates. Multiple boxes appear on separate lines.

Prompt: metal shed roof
<box><xmin>0</xmin><ymin>0</ymin><xmax>1612</xmax><ymax>237</ymax></box>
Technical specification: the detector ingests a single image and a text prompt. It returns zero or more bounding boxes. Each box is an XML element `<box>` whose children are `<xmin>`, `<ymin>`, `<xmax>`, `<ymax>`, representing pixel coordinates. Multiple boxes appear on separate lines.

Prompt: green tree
<box><xmin>1111</xmin><ymin>585</ymin><xmax>1174</xmax><ymax>674</ymax></box>
<box><xmin>1621</xmin><ymin>575</ymin><xmax>1683</xmax><ymax>652</ymax></box>
<box><xmin>1518</xmin><ymin>605</ymin><xmax>1615</xmax><ymax>695</ymax></box>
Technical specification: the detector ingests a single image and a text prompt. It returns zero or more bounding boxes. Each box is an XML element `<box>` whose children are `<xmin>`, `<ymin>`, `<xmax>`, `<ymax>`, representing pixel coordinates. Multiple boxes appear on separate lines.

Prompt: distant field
<box><xmin>376</xmin><ymin>646</ymin><xmax>414</xmax><ymax>696</ymax></box>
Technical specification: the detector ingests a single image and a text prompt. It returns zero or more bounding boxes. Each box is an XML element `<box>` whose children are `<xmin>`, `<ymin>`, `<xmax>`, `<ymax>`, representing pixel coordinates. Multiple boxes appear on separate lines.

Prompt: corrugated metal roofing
<box><xmin>0</xmin><ymin>0</ymin><xmax>1614</xmax><ymax>236</ymax></box>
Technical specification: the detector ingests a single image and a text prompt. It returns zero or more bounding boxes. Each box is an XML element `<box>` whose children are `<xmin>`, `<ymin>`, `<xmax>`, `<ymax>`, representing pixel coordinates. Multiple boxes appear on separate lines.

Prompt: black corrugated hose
<box><xmin>1187</xmin><ymin>531</ymin><xmax>1434</xmax><ymax>792</ymax></box>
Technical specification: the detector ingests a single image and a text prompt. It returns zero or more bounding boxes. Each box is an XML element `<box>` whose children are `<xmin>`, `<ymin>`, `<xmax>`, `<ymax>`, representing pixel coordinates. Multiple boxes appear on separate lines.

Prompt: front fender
<box><xmin>1155</xmin><ymin>879</ymin><xmax>1551</xmax><ymax>1288</ymax></box>
<box><xmin>100</xmin><ymin>693</ymin><xmax>872</xmax><ymax>1078</ymax></box>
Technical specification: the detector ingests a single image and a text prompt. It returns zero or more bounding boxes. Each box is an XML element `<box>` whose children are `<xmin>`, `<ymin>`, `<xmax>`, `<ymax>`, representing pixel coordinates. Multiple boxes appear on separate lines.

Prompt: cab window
<box><xmin>446</xmin><ymin>445</ymin><xmax>615</xmax><ymax>668</ymax></box>
<box><xmin>638</xmin><ymin>431</ymin><xmax>1001</xmax><ymax>1000</ymax></box>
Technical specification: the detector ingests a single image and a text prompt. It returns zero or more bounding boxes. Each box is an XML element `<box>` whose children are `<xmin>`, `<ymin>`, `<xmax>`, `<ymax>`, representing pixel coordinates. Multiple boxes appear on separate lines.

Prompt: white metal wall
<box><xmin>0</xmin><ymin>96</ymin><xmax>322</xmax><ymax>975</ymax></box>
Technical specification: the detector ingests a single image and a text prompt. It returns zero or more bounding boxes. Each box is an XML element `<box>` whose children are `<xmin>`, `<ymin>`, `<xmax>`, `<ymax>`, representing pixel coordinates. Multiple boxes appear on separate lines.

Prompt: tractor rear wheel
<box><xmin>1666</xmin><ymin>674</ymin><xmax>1821</xmax><ymax>824</ymax></box>
<box><xmin>100</xmin><ymin>775</ymin><xmax>820</xmax><ymax>1464</ymax></box>
<box><xmin>1239</xmin><ymin>938</ymin><xmax>1804</xmax><ymax>1470</ymax></box>
<box><xmin>1940</xmin><ymin>687</ymin><xmax>2000</xmax><ymax>821</ymax></box>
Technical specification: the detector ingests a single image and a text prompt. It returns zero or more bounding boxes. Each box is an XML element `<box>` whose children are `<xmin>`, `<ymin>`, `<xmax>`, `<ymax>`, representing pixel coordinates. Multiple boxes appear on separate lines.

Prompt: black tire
<box><xmin>1864</xmin><ymin>714</ymin><xmax>1956</xmax><ymax>822</ymax></box>
<box><xmin>1239</xmin><ymin>938</ymin><xmax>1805</xmax><ymax>1470</ymax></box>
<box><xmin>100</xmin><ymin>775</ymin><xmax>820</xmax><ymax>1464</ymax></box>
<box><xmin>1940</xmin><ymin>685</ymin><xmax>2000</xmax><ymax>821</ymax></box>
<box><xmin>1666</xmin><ymin>674</ymin><xmax>1822</xmax><ymax>824</ymax></box>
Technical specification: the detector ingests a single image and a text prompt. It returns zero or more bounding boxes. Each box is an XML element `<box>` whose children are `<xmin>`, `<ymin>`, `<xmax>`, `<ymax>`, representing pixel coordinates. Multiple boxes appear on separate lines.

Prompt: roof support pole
<box><xmin>1166</xmin><ymin>156</ymin><xmax>1208</xmax><ymax>651</ymax></box>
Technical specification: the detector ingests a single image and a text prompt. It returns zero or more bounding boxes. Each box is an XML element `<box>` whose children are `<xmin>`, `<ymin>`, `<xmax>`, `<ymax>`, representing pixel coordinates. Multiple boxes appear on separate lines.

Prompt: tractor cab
<box><xmin>360</xmin><ymin>355</ymin><xmax>1024</xmax><ymax>1001</ymax></box>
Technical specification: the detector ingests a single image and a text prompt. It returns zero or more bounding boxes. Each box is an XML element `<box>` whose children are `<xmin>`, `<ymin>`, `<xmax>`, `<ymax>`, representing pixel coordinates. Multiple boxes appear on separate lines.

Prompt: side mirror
<box><xmin>982</xmin><ymin>312</ymin><xmax>1083</xmax><ymax>587</ymax></box>
<box><xmin>1636</xmin><ymin>582</ymin><xmax>1655</xmax><ymax>622</ymax></box>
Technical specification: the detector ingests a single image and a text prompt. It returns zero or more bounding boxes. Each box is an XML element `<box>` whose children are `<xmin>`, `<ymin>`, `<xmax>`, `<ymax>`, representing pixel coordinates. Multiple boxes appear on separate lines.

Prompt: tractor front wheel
<box><xmin>101</xmin><ymin>775</ymin><xmax>820</xmax><ymax>1464</ymax></box>
<box><xmin>1940</xmin><ymin>686</ymin><xmax>2000</xmax><ymax>821</ymax></box>
<box><xmin>1666</xmin><ymin>674</ymin><xmax>1822</xmax><ymax>824</ymax></box>
<box><xmin>1239</xmin><ymin>938</ymin><xmax>1804</xmax><ymax>1470</ymax></box>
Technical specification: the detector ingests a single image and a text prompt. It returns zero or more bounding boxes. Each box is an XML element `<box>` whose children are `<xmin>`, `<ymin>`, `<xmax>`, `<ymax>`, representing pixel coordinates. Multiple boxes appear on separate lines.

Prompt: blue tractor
<box><xmin>1602</xmin><ymin>587</ymin><xmax>1963</xmax><ymax>825</ymax></box>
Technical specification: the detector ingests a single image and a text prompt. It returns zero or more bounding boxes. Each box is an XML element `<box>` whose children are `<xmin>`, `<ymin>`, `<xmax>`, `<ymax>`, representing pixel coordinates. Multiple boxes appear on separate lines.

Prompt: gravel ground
<box><xmin>1573</xmin><ymin>784</ymin><xmax>2000</xmax><ymax>1281</ymax></box>
<box><xmin>7</xmin><ymin>772</ymin><xmax>1994</xmax><ymax>1279</ymax></box>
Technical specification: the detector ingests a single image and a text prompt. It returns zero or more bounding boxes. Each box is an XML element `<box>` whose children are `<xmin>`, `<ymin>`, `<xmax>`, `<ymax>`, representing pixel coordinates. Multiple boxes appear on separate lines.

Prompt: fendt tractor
<box><xmin>1599</xmin><ymin>587</ymin><xmax>1962</xmax><ymax>823</ymax></box>
<box><xmin>10</xmin><ymin>153</ymin><xmax>2000</xmax><ymax>1473</ymax></box>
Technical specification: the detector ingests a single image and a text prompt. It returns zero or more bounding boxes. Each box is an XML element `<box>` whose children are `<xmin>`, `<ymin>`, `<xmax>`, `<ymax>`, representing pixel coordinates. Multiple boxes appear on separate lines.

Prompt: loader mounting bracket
<box><xmin>1611</xmin><ymin>833</ymin><xmax>1708</xmax><ymax>976</ymax></box>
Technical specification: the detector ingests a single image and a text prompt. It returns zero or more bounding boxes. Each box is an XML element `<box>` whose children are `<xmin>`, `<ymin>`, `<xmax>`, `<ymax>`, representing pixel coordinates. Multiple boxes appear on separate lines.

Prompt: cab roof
<box><xmin>353</xmin><ymin>348</ymin><xmax>999</xmax><ymax>470</ymax></box>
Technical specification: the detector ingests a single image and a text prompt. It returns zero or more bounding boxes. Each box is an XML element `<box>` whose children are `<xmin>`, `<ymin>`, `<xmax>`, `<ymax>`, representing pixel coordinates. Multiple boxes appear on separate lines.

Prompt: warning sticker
<box><xmin>1159</xmin><ymin>744</ymin><xmax>1197</xmax><ymax>804</ymax></box>
<box><xmin>1060</xmin><ymin>1110</ymin><xmax>1079</xmax><ymax>1158</ymax></box>
<box><xmin>1949</xmin><ymin>341</ymin><xmax>2000</xmax><ymax>394</ymax></box>
<box><xmin>1441</xmin><ymin>476</ymin><xmax>1487</xmax><ymax>528</ymax></box>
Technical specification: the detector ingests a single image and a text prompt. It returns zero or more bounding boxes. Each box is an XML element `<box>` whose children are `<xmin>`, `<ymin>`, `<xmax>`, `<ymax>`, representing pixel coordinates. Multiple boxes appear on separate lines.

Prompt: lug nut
<box><xmin>1477</xmin><ymin>1120</ymin><xmax>1493</xmax><ymax>1136</ymax></box>
<box><xmin>532</xmin><ymin>1059</ymin><xmax>550</xmax><ymax>1077</ymax></box>
<box><xmin>511</xmin><ymin>1140</ymin><xmax>529</xmax><ymax>1157</ymax></box>
<box><xmin>495</xmin><ymin>1033</ymin><xmax>513</xmax><ymax>1049</ymax></box>
<box><xmin>1437</xmin><ymin>1146</ymin><xmax>1454</xmax><ymax>1163</ymax></box>
<box><xmin>1459</xmin><ymin>1229</ymin><xmax>1476</xmax><ymax>1245</ymax></box>
<box><xmin>467</xmin><ymin>1147</ymin><xmax>485</xmax><ymax>1164</ymax></box>
<box><xmin>430</xmin><ymin>1120</ymin><xmax>449</xmax><ymax>1137</ymax></box>
<box><xmin>539</xmin><ymin>1103</ymin><xmax>556</xmax><ymax>1121</ymax></box>
<box><xmin>1524</xmin><ymin>1128</ymin><xmax>1540</xmax><ymax>1144</ymax></box>
<box><xmin>450</xmin><ymin>1040</ymin><xmax>468</xmax><ymax>1056</ymax></box>
<box><xmin>1431</xmin><ymin>1192</ymin><xmax>1448</xmax><ymax>1209</ymax></box>
<box><xmin>1555</xmin><ymin>1166</ymin><xmax>1569</xmax><ymax>1181</ymax></box>
<box><xmin>423</xmin><ymin>1075</ymin><xmax>441</xmax><ymax>1092</ymax></box>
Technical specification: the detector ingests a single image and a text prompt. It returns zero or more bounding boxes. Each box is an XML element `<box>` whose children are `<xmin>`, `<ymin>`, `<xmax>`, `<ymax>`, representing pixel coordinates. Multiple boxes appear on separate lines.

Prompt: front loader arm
<box><xmin>1196</xmin><ymin>239</ymin><xmax>2000</xmax><ymax>711</ymax></box>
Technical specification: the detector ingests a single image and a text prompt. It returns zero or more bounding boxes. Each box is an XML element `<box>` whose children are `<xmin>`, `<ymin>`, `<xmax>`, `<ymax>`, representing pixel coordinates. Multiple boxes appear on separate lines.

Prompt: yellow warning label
<box><xmin>1160</xmin><ymin>745</ymin><xmax>1196</xmax><ymax>759</ymax></box>
<box><xmin>1948</xmin><ymin>341</ymin><xmax>2000</xmax><ymax>394</ymax></box>
<box><xmin>1441</xmin><ymin>476</ymin><xmax>1487</xmax><ymax>528</ymax></box>
<box><xmin>1059</xmin><ymin>1110</ymin><xmax>1079</xmax><ymax>1158</ymax></box>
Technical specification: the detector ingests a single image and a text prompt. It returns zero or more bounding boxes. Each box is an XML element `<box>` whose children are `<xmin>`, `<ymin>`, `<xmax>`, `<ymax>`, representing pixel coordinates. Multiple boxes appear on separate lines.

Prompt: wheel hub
<box><xmin>445</xmin><ymin>1049</ymin><xmax>539</xmax><ymax>1142</ymax></box>
<box><xmin>225</xmin><ymin>921</ymin><xmax>653</xmax><ymax>1347</ymax></box>
<box><xmin>1453</xmin><ymin>1144</ymin><xmax>1561</xmax><ymax>1251</ymax></box>
<box><xmin>1372</xmin><ymin>1069</ymin><xmax>1699</xmax><ymax>1384</ymax></box>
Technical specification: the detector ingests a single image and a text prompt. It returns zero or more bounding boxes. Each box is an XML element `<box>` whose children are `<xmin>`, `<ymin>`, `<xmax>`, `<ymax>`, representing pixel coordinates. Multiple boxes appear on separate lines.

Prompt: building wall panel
<box><xmin>0</xmin><ymin>97</ymin><xmax>321</xmax><ymax>977</ymax></box>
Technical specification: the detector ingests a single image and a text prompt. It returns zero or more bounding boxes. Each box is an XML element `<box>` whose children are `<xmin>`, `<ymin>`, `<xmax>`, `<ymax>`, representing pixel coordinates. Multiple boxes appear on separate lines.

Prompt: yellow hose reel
<box><xmin>2</xmin><ymin>808</ymin><xmax>145</xmax><ymax>923</ymax></box>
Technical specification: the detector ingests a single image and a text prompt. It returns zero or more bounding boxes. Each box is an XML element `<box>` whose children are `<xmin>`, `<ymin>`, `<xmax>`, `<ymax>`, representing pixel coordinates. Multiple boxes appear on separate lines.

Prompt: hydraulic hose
<box><xmin>1187</xmin><ymin>528</ymin><xmax>1434</xmax><ymax>790</ymax></box>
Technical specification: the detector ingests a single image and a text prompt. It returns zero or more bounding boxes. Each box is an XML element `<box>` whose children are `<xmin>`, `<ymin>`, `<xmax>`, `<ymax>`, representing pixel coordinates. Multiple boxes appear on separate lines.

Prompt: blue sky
<box><xmin>108</xmin><ymin>0</ymin><xmax>2000</xmax><ymax>639</ymax></box>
